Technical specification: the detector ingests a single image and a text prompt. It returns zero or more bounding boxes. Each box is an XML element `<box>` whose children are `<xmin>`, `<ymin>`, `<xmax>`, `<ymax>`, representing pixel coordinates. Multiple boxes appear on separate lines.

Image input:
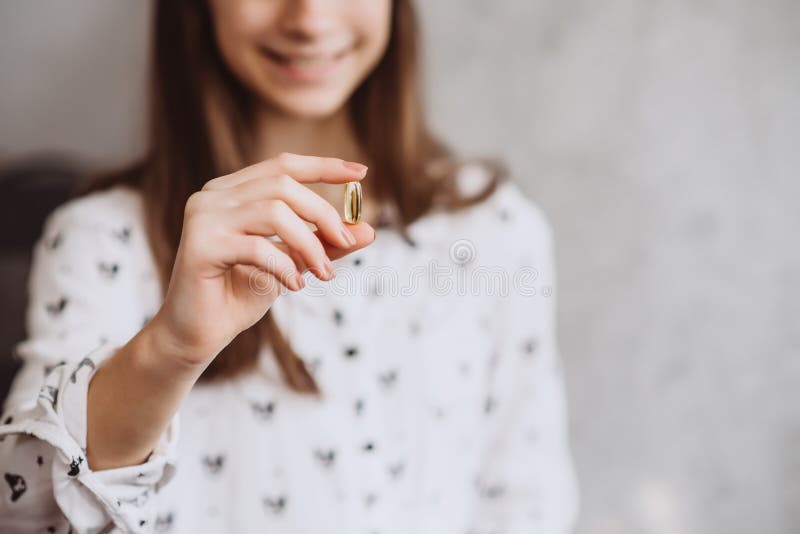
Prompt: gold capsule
<box><xmin>343</xmin><ymin>181</ymin><xmax>362</xmax><ymax>224</ymax></box>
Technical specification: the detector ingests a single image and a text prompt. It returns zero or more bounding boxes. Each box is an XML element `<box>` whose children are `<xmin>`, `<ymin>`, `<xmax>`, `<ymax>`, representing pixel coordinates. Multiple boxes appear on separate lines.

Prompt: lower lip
<box><xmin>264</xmin><ymin>50</ymin><xmax>349</xmax><ymax>84</ymax></box>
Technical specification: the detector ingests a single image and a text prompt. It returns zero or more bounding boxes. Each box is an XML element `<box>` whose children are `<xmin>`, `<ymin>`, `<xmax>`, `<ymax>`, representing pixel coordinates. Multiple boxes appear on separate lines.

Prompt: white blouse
<box><xmin>0</xmin><ymin>164</ymin><xmax>579</xmax><ymax>534</ymax></box>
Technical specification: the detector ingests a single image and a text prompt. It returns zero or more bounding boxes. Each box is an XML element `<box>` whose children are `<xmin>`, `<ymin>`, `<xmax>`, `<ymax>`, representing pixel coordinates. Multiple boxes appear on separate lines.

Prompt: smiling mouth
<box><xmin>260</xmin><ymin>46</ymin><xmax>353</xmax><ymax>69</ymax></box>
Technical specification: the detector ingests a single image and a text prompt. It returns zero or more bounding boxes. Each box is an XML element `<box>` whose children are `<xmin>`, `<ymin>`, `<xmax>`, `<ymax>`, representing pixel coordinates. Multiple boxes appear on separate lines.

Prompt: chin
<box><xmin>262</xmin><ymin>89</ymin><xmax>351</xmax><ymax>119</ymax></box>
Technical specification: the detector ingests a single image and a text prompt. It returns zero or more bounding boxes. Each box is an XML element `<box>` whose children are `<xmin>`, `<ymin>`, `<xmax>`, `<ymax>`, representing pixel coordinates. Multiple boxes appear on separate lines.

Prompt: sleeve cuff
<box><xmin>32</xmin><ymin>342</ymin><xmax>179</xmax><ymax>532</ymax></box>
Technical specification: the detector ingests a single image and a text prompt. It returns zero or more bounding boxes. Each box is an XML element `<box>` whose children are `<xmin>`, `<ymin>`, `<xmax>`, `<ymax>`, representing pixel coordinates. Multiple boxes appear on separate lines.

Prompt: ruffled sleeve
<box><xmin>0</xmin><ymin>187</ymin><xmax>178</xmax><ymax>534</ymax></box>
<box><xmin>468</xmin><ymin>181</ymin><xmax>580</xmax><ymax>533</ymax></box>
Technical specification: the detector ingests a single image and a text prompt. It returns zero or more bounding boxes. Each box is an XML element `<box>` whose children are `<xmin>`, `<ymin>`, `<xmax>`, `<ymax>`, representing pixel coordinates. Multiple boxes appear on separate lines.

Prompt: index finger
<box><xmin>208</xmin><ymin>152</ymin><xmax>368</xmax><ymax>190</ymax></box>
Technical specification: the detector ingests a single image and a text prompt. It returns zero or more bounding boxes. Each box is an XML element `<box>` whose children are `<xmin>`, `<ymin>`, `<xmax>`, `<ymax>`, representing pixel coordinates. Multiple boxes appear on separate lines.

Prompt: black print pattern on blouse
<box><xmin>69</xmin><ymin>358</ymin><xmax>96</xmax><ymax>383</ymax></box>
<box><xmin>402</xmin><ymin>235</ymin><xmax>417</xmax><ymax>248</ymax></box>
<box><xmin>314</xmin><ymin>448</ymin><xmax>336</xmax><ymax>468</ymax></box>
<box><xmin>343</xmin><ymin>346</ymin><xmax>359</xmax><ymax>359</ymax></box>
<box><xmin>118</xmin><ymin>491</ymin><xmax>151</xmax><ymax>508</ymax></box>
<box><xmin>484</xmin><ymin>395</ymin><xmax>496</xmax><ymax>415</ymax></box>
<box><xmin>378</xmin><ymin>369</ymin><xmax>398</xmax><ymax>389</ymax></box>
<box><xmin>388</xmin><ymin>460</ymin><xmax>405</xmax><ymax>480</ymax></box>
<box><xmin>333</xmin><ymin>309</ymin><xmax>343</xmax><ymax>326</ymax></box>
<box><xmin>262</xmin><ymin>495</ymin><xmax>287</xmax><ymax>514</ymax></box>
<box><xmin>362</xmin><ymin>441</ymin><xmax>376</xmax><ymax>453</ymax></box>
<box><xmin>39</xmin><ymin>385</ymin><xmax>59</xmax><ymax>409</ymax></box>
<box><xmin>368</xmin><ymin>280</ymin><xmax>381</xmax><ymax>297</ymax></box>
<box><xmin>354</xmin><ymin>398</ymin><xmax>365</xmax><ymax>416</ymax></box>
<box><xmin>409</xmin><ymin>321</ymin><xmax>420</xmax><ymax>336</ymax></box>
<box><xmin>68</xmin><ymin>456</ymin><xmax>84</xmax><ymax>477</ymax></box>
<box><xmin>112</xmin><ymin>226</ymin><xmax>131</xmax><ymax>243</ymax></box>
<box><xmin>98</xmin><ymin>261</ymin><xmax>120</xmax><ymax>279</ymax></box>
<box><xmin>202</xmin><ymin>454</ymin><xmax>225</xmax><ymax>475</ymax></box>
<box><xmin>250</xmin><ymin>400</ymin><xmax>277</xmax><ymax>421</ymax></box>
<box><xmin>4</xmin><ymin>472</ymin><xmax>26</xmax><ymax>502</ymax></box>
<box><xmin>477</xmin><ymin>480</ymin><xmax>506</xmax><ymax>500</ymax></box>
<box><xmin>36</xmin><ymin>455</ymin><xmax>43</xmax><ymax>466</ymax></box>
<box><xmin>44</xmin><ymin>360</ymin><xmax>67</xmax><ymax>377</ymax></box>
<box><xmin>431</xmin><ymin>405</ymin><xmax>447</xmax><ymax>420</ymax></box>
<box><xmin>45</xmin><ymin>297</ymin><xmax>68</xmax><ymax>317</ymax></box>
<box><xmin>45</xmin><ymin>231</ymin><xmax>63</xmax><ymax>250</ymax></box>
<box><xmin>522</xmin><ymin>338</ymin><xmax>538</xmax><ymax>356</ymax></box>
<box><xmin>155</xmin><ymin>511</ymin><xmax>175</xmax><ymax>532</ymax></box>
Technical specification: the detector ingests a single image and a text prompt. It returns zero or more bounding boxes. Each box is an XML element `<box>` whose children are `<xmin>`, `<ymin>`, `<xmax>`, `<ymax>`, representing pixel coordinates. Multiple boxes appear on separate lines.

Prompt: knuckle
<box><xmin>291</xmin><ymin>234</ymin><xmax>320</xmax><ymax>262</ymax></box>
<box><xmin>269</xmin><ymin>198</ymin><xmax>291</xmax><ymax>216</ymax></box>
<box><xmin>254</xmin><ymin>198</ymin><xmax>290</xmax><ymax>221</ymax></box>
<box><xmin>274</xmin><ymin>152</ymin><xmax>293</xmax><ymax>166</ymax></box>
<box><xmin>273</xmin><ymin>174</ymin><xmax>294</xmax><ymax>195</ymax></box>
<box><xmin>310</xmin><ymin>241</ymin><xmax>328</xmax><ymax>263</ymax></box>
<box><xmin>185</xmin><ymin>211</ymin><xmax>211</xmax><ymax>234</ymax></box>
<box><xmin>201</xmin><ymin>176</ymin><xmax>222</xmax><ymax>191</ymax></box>
<box><xmin>248</xmin><ymin>238</ymin><xmax>266</xmax><ymax>263</ymax></box>
<box><xmin>252</xmin><ymin>198</ymin><xmax>275</xmax><ymax>214</ymax></box>
<box><xmin>185</xmin><ymin>191</ymin><xmax>207</xmax><ymax>215</ymax></box>
<box><xmin>266</xmin><ymin>248</ymin><xmax>292</xmax><ymax>278</ymax></box>
<box><xmin>273</xmin><ymin>256</ymin><xmax>294</xmax><ymax>279</ymax></box>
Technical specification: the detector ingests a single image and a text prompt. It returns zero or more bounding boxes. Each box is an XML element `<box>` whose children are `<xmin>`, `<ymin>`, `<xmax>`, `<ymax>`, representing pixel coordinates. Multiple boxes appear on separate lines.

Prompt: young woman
<box><xmin>0</xmin><ymin>1</ymin><xmax>579</xmax><ymax>532</ymax></box>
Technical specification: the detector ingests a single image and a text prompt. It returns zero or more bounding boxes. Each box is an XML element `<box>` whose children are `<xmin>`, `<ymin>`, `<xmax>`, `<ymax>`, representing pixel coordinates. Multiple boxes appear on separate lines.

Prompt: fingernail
<box><xmin>319</xmin><ymin>258</ymin><xmax>333</xmax><ymax>279</ymax></box>
<box><xmin>343</xmin><ymin>161</ymin><xmax>368</xmax><ymax>176</ymax></box>
<box><xmin>340</xmin><ymin>225</ymin><xmax>357</xmax><ymax>247</ymax></box>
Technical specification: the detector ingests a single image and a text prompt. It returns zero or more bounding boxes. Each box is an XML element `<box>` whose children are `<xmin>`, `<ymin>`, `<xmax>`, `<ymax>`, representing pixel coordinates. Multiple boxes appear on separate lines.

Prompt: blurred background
<box><xmin>1</xmin><ymin>1</ymin><xmax>798</xmax><ymax>533</ymax></box>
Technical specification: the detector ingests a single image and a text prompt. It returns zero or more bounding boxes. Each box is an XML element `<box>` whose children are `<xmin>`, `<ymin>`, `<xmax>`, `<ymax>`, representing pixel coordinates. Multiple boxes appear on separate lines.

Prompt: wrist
<box><xmin>134</xmin><ymin>313</ymin><xmax>211</xmax><ymax>382</ymax></box>
<box><xmin>86</xmin><ymin>316</ymin><xmax>202</xmax><ymax>471</ymax></box>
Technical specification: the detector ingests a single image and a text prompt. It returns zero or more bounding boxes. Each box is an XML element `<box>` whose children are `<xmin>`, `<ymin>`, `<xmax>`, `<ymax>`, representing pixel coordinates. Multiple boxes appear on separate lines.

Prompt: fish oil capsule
<box><xmin>343</xmin><ymin>181</ymin><xmax>362</xmax><ymax>224</ymax></box>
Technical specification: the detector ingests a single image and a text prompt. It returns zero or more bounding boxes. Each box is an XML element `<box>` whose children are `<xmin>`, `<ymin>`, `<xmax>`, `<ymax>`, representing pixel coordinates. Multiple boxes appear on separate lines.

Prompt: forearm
<box><xmin>86</xmin><ymin>313</ymin><xmax>208</xmax><ymax>471</ymax></box>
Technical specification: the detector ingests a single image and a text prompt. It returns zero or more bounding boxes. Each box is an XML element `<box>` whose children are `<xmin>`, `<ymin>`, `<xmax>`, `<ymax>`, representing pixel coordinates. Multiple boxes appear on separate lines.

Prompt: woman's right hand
<box><xmin>148</xmin><ymin>152</ymin><xmax>375</xmax><ymax>369</ymax></box>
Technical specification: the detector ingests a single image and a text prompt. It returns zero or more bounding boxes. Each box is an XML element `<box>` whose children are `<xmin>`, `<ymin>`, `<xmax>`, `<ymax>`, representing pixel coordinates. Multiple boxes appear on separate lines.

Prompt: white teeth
<box><xmin>284</xmin><ymin>56</ymin><xmax>335</xmax><ymax>68</ymax></box>
<box><xmin>266</xmin><ymin>47</ymin><xmax>350</xmax><ymax>69</ymax></box>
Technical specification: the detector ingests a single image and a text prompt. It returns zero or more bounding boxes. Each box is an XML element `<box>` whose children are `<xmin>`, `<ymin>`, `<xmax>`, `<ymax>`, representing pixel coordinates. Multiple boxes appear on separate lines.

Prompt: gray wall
<box><xmin>0</xmin><ymin>1</ymin><xmax>150</xmax><ymax>164</ymax></box>
<box><xmin>2</xmin><ymin>1</ymin><xmax>798</xmax><ymax>533</ymax></box>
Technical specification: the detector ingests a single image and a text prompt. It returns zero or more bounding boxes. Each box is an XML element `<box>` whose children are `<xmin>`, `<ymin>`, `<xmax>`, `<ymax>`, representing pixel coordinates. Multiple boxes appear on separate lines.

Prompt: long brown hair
<box><xmin>80</xmin><ymin>0</ymin><xmax>505</xmax><ymax>394</ymax></box>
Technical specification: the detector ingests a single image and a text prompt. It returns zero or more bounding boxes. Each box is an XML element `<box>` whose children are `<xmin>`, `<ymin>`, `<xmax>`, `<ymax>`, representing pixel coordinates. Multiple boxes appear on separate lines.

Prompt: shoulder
<box><xmin>455</xmin><ymin>162</ymin><xmax>553</xmax><ymax>237</ymax></box>
<box><xmin>15</xmin><ymin>185</ymin><xmax>161</xmax><ymax>374</ymax></box>
<box><xmin>475</xmin><ymin>172</ymin><xmax>554</xmax><ymax>245</ymax></box>
<box><xmin>36</xmin><ymin>184</ymin><xmax>150</xmax><ymax>259</ymax></box>
<box><xmin>412</xmin><ymin>162</ymin><xmax>556</xmax><ymax>266</ymax></box>
<box><xmin>31</xmin><ymin>183</ymin><xmax>156</xmax><ymax>286</ymax></box>
<box><xmin>43</xmin><ymin>183</ymin><xmax>144</xmax><ymax>234</ymax></box>
<box><xmin>401</xmin><ymin>164</ymin><xmax>558</xmax><ymax>305</ymax></box>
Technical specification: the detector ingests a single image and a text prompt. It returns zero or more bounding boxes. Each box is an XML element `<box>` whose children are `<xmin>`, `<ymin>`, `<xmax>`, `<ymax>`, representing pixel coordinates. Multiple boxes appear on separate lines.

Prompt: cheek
<box><xmin>211</xmin><ymin>4</ymin><xmax>275</xmax><ymax>82</ymax></box>
<box><xmin>353</xmin><ymin>1</ymin><xmax>392</xmax><ymax>62</ymax></box>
